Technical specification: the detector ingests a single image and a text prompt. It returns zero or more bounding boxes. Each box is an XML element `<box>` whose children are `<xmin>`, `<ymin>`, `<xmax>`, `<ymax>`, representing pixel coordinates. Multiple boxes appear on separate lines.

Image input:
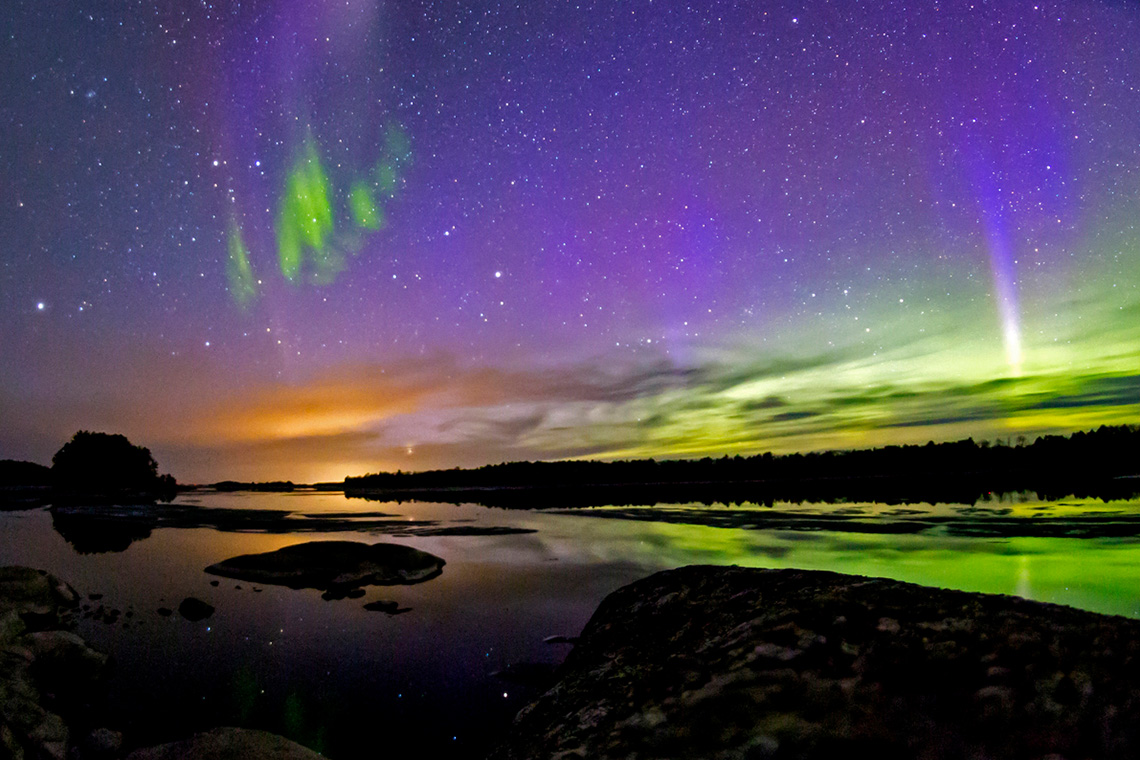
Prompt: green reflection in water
<box><xmin>601</xmin><ymin>519</ymin><xmax>1140</xmax><ymax>619</ymax></box>
<box><xmin>283</xmin><ymin>690</ymin><xmax>304</xmax><ymax>735</ymax></box>
<box><xmin>282</xmin><ymin>689</ymin><xmax>328</xmax><ymax>755</ymax></box>
<box><xmin>230</xmin><ymin>665</ymin><xmax>260</xmax><ymax>723</ymax></box>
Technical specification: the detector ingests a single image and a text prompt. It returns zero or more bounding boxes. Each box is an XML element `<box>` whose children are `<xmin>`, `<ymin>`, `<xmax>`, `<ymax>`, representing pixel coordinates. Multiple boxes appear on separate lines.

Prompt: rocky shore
<box><xmin>489</xmin><ymin>565</ymin><xmax>1140</xmax><ymax>760</ymax></box>
<box><xmin>0</xmin><ymin>567</ymin><xmax>111</xmax><ymax>759</ymax></box>
<box><xmin>0</xmin><ymin>567</ymin><xmax>323</xmax><ymax>760</ymax></box>
<box><xmin>10</xmin><ymin>561</ymin><xmax>1140</xmax><ymax>759</ymax></box>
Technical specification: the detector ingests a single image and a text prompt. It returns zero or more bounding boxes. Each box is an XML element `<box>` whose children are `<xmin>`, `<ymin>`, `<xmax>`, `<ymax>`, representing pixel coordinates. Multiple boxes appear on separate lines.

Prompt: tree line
<box><xmin>344</xmin><ymin>425</ymin><xmax>1140</xmax><ymax>507</ymax></box>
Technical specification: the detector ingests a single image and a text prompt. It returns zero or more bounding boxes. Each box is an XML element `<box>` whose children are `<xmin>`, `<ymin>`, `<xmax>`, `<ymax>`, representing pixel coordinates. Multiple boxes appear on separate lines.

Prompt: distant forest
<box><xmin>344</xmin><ymin>425</ymin><xmax>1140</xmax><ymax>508</ymax></box>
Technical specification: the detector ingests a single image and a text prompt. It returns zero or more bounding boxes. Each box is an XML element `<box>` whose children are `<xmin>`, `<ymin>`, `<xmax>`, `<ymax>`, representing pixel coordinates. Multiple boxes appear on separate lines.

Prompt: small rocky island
<box><xmin>490</xmin><ymin>566</ymin><xmax>1140</xmax><ymax>760</ymax></box>
<box><xmin>204</xmin><ymin>540</ymin><xmax>445</xmax><ymax>595</ymax></box>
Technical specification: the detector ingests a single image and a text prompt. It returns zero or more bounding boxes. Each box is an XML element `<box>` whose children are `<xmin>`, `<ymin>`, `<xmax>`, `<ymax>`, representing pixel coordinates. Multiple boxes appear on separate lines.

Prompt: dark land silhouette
<box><xmin>345</xmin><ymin>424</ymin><xmax>1140</xmax><ymax>508</ymax></box>
<box><xmin>0</xmin><ymin>459</ymin><xmax>52</xmax><ymax>487</ymax></box>
<box><xmin>51</xmin><ymin>431</ymin><xmax>177</xmax><ymax>503</ymax></box>
<box><xmin>0</xmin><ymin>459</ymin><xmax>53</xmax><ymax>509</ymax></box>
<box><xmin>2</xmin><ymin>431</ymin><xmax>179</xmax><ymax>510</ymax></box>
<box><xmin>212</xmin><ymin>480</ymin><xmax>297</xmax><ymax>492</ymax></box>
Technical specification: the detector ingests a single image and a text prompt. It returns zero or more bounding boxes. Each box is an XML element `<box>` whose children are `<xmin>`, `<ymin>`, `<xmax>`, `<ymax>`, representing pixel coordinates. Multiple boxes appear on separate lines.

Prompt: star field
<box><xmin>2</xmin><ymin>0</ymin><xmax>1138</xmax><ymax>482</ymax></box>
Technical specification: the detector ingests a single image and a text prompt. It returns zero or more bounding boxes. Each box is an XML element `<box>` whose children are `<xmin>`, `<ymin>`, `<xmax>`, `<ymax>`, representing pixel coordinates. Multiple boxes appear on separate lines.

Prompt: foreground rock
<box><xmin>205</xmin><ymin>540</ymin><xmax>445</xmax><ymax>594</ymax></box>
<box><xmin>0</xmin><ymin>566</ymin><xmax>109</xmax><ymax>760</ymax></box>
<box><xmin>125</xmin><ymin>727</ymin><xmax>324</xmax><ymax>760</ymax></box>
<box><xmin>489</xmin><ymin>566</ymin><xmax>1140</xmax><ymax>760</ymax></box>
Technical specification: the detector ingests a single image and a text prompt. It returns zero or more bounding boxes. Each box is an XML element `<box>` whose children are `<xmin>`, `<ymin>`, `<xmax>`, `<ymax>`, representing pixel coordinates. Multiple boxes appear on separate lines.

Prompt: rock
<box><xmin>0</xmin><ymin>567</ymin><xmax>106</xmax><ymax>760</ymax></box>
<box><xmin>319</xmin><ymin>586</ymin><xmax>368</xmax><ymax>600</ymax></box>
<box><xmin>543</xmin><ymin>635</ymin><xmax>578</xmax><ymax>645</ymax></box>
<box><xmin>156</xmin><ymin>607</ymin><xmax>173</xmax><ymax>617</ymax></box>
<box><xmin>0</xmin><ymin>567</ymin><xmax>80</xmax><ymax>634</ymax></box>
<box><xmin>125</xmin><ymin>727</ymin><xmax>325</xmax><ymax>760</ymax></box>
<box><xmin>177</xmin><ymin>598</ymin><xmax>214</xmax><ymax>622</ymax></box>
<box><xmin>82</xmin><ymin>727</ymin><xmax>124</xmax><ymax>758</ymax></box>
<box><xmin>492</xmin><ymin>663</ymin><xmax>560</xmax><ymax>688</ymax></box>
<box><xmin>26</xmin><ymin>630</ymin><xmax>108</xmax><ymax>685</ymax></box>
<box><xmin>204</xmin><ymin>540</ymin><xmax>445</xmax><ymax>595</ymax></box>
<box><xmin>25</xmin><ymin>710</ymin><xmax>67</xmax><ymax>759</ymax></box>
<box><xmin>489</xmin><ymin>566</ymin><xmax>1140</xmax><ymax>760</ymax></box>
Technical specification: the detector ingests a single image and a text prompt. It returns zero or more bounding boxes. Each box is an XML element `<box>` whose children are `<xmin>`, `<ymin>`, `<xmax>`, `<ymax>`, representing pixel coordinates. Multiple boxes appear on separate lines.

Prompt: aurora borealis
<box><xmin>2</xmin><ymin>0</ymin><xmax>1138</xmax><ymax>483</ymax></box>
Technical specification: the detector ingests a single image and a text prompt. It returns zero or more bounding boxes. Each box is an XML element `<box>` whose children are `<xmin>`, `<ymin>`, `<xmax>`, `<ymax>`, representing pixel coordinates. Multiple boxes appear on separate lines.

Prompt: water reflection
<box><xmin>3</xmin><ymin>491</ymin><xmax>1140</xmax><ymax>758</ymax></box>
<box><xmin>346</xmin><ymin>478</ymin><xmax>1140</xmax><ymax>510</ymax></box>
<box><xmin>551</xmin><ymin>497</ymin><xmax>1140</xmax><ymax>538</ymax></box>
<box><xmin>50</xmin><ymin>505</ymin><xmax>154</xmax><ymax>553</ymax></box>
<box><xmin>46</xmin><ymin>498</ymin><xmax>535</xmax><ymax>553</ymax></box>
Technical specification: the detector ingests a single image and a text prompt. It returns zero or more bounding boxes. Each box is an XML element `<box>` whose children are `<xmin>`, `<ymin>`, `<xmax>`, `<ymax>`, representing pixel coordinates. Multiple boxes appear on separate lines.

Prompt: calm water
<box><xmin>2</xmin><ymin>490</ymin><xmax>1140</xmax><ymax>758</ymax></box>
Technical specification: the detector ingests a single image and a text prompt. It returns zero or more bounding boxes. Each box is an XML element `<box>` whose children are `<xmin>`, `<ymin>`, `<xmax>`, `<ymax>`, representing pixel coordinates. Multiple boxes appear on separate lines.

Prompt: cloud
<box><xmin>740</xmin><ymin>395</ymin><xmax>789</xmax><ymax>411</ymax></box>
<box><xmin>771</xmin><ymin>410</ymin><xmax>819</xmax><ymax>422</ymax></box>
<box><xmin>1023</xmin><ymin>374</ymin><xmax>1140</xmax><ymax>411</ymax></box>
<box><xmin>8</xmin><ymin>331</ymin><xmax>1140</xmax><ymax>483</ymax></box>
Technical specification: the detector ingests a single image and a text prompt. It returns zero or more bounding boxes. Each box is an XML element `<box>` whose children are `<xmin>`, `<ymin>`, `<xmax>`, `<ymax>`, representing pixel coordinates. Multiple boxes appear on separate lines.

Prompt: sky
<box><xmin>2</xmin><ymin>0</ymin><xmax>1138</xmax><ymax>484</ymax></box>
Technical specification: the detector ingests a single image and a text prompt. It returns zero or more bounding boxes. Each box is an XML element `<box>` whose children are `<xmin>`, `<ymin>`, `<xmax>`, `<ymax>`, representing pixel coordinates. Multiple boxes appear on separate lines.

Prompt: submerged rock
<box><xmin>489</xmin><ymin>566</ymin><xmax>1140</xmax><ymax>760</ymax></box>
<box><xmin>125</xmin><ymin>726</ymin><xmax>324</xmax><ymax>760</ymax></box>
<box><xmin>204</xmin><ymin>540</ymin><xmax>445</xmax><ymax>594</ymax></box>
<box><xmin>177</xmin><ymin>597</ymin><xmax>215</xmax><ymax>622</ymax></box>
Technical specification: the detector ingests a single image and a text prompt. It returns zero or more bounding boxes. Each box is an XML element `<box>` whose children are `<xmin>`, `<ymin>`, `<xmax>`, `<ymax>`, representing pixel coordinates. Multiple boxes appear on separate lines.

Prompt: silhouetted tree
<box><xmin>51</xmin><ymin>431</ymin><xmax>177</xmax><ymax>502</ymax></box>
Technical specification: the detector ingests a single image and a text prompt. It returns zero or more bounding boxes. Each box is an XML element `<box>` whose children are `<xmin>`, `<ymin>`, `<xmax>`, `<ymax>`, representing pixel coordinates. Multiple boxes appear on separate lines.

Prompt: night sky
<box><xmin>2</xmin><ymin>0</ymin><xmax>1138</xmax><ymax>483</ymax></box>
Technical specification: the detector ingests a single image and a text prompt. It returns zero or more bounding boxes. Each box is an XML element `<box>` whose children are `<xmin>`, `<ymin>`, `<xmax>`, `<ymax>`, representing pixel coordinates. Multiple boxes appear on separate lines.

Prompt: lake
<box><xmin>2</xmin><ymin>490</ymin><xmax>1140</xmax><ymax>758</ymax></box>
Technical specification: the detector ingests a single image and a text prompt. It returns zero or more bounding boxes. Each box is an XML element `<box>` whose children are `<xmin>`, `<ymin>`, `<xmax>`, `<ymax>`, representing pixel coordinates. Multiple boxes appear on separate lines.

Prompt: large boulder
<box><xmin>125</xmin><ymin>727</ymin><xmax>324</xmax><ymax>760</ymax></box>
<box><xmin>489</xmin><ymin>566</ymin><xmax>1140</xmax><ymax>760</ymax></box>
<box><xmin>0</xmin><ymin>567</ymin><xmax>80</xmax><ymax>636</ymax></box>
<box><xmin>205</xmin><ymin>540</ymin><xmax>445</xmax><ymax>594</ymax></box>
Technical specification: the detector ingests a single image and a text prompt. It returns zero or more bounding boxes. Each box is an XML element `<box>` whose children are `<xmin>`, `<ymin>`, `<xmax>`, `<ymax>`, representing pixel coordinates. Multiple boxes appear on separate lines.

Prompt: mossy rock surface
<box><xmin>489</xmin><ymin>565</ymin><xmax>1140</xmax><ymax>760</ymax></box>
